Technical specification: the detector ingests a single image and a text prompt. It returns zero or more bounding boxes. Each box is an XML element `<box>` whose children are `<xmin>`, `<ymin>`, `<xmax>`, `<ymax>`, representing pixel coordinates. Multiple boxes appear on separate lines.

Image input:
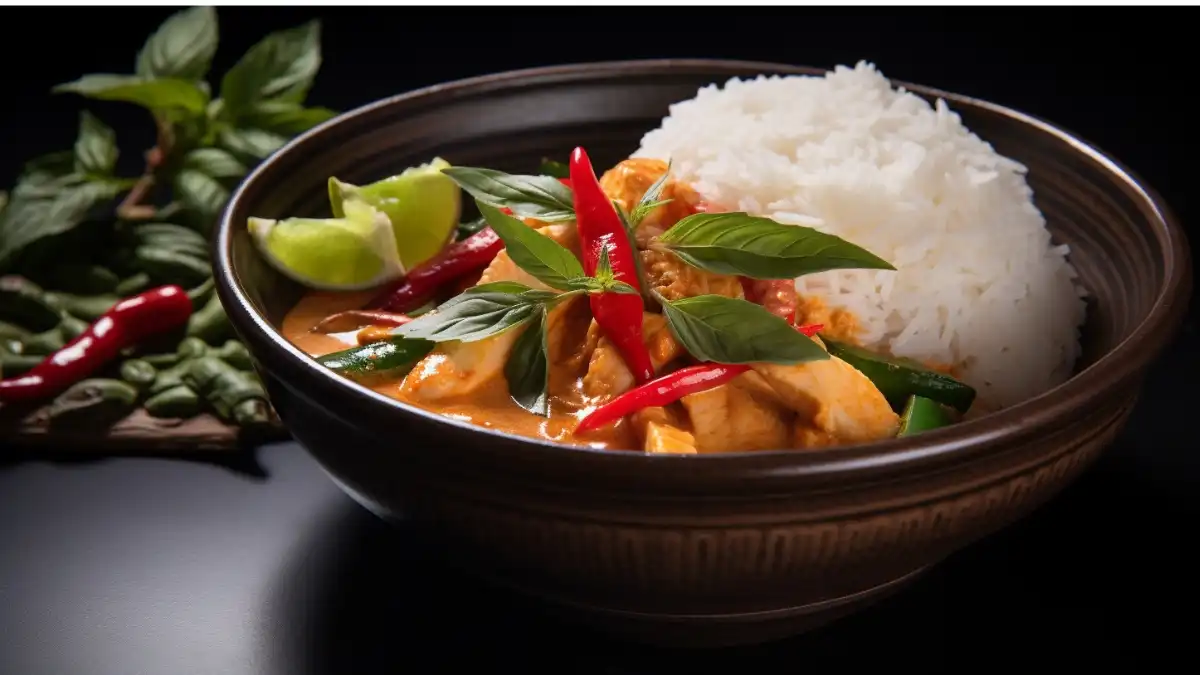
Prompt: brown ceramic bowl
<box><xmin>214</xmin><ymin>60</ymin><xmax>1191</xmax><ymax>647</ymax></box>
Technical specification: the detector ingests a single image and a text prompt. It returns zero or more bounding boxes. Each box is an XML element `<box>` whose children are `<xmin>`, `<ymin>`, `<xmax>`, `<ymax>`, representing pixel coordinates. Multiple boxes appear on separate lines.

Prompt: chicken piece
<box><xmin>632</xmin><ymin>406</ymin><xmax>697</xmax><ymax>455</ymax></box>
<box><xmin>678</xmin><ymin>376</ymin><xmax>791</xmax><ymax>453</ymax></box>
<box><xmin>581</xmin><ymin>313</ymin><xmax>682</xmax><ymax>401</ymax></box>
<box><xmin>794</xmin><ymin>294</ymin><xmax>862</xmax><ymax>345</ymax></box>
<box><xmin>401</xmin><ymin>223</ymin><xmax>580</xmax><ymax>403</ymax></box>
<box><xmin>599</xmin><ymin>158</ymin><xmax>702</xmax><ymax>245</ymax></box>
<box><xmin>752</xmin><ymin>355</ymin><xmax>900</xmax><ymax>448</ymax></box>
<box><xmin>641</xmin><ymin>249</ymin><xmax>744</xmax><ymax>302</ymax></box>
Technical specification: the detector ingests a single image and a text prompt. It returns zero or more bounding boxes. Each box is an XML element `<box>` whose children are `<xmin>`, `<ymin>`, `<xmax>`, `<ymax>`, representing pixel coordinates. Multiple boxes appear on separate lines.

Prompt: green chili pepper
<box><xmin>0</xmin><ymin>276</ymin><xmax>62</xmax><ymax>331</ymax></box>
<box><xmin>59</xmin><ymin>314</ymin><xmax>90</xmax><ymax>341</ymax></box>
<box><xmin>317</xmin><ymin>337</ymin><xmax>435</xmax><ymax>379</ymax></box>
<box><xmin>45</xmin><ymin>264</ymin><xmax>120</xmax><ymax>294</ymax></box>
<box><xmin>134</xmin><ymin>246</ymin><xmax>212</xmax><ymax>287</ymax></box>
<box><xmin>822</xmin><ymin>338</ymin><xmax>977</xmax><ymax>414</ymax></box>
<box><xmin>148</xmin><ymin>357</ymin><xmax>196</xmax><ymax>396</ymax></box>
<box><xmin>21</xmin><ymin>327</ymin><xmax>66</xmax><ymax>355</ymax></box>
<box><xmin>45</xmin><ymin>378</ymin><xmax>138</xmax><ymax>428</ymax></box>
<box><xmin>182</xmin><ymin>356</ymin><xmax>271</xmax><ymax>427</ymax></box>
<box><xmin>212</xmin><ymin>339</ymin><xmax>253</xmax><ymax>370</ymax></box>
<box><xmin>144</xmin><ymin>384</ymin><xmax>202</xmax><ymax>419</ymax></box>
<box><xmin>119</xmin><ymin>359</ymin><xmax>158</xmax><ymax>390</ymax></box>
<box><xmin>186</xmin><ymin>294</ymin><xmax>232</xmax><ymax>345</ymax></box>
<box><xmin>114</xmin><ymin>272</ymin><xmax>152</xmax><ymax>296</ymax></box>
<box><xmin>1</xmin><ymin>350</ymin><xmax>42</xmax><ymax>378</ymax></box>
<box><xmin>898</xmin><ymin>395</ymin><xmax>955</xmax><ymax>437</ymax></box>
<box><xmin>140</xmin><ymin>352</ymin><xmax>181</xmax><ymax>368</ymax></box>
<box><xmin>177</xmin><ymin>337</ymin><xmax>210</xmax><ymax>360</ymax></box>
<box><xmin>42</xmin><ymin>291</ymin><xmax>118</xmax><ymax>321</ymax></box>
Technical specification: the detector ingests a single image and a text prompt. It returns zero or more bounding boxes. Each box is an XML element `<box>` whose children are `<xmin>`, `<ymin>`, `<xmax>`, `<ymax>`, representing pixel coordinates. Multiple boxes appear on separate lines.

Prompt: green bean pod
<box><xmin>212</xmin><ymin>340</ymin><xmax>254</xmax><ymax>370</ymax></box>
<box><xmin>45</xmin><ymin>264</ymin><xmax>120</xmax><ymax>294</ymax></box>
<box><xmin>42</xmin><ymin>292</ymin><xmax>118</xmax><ymax>321</ymax></box>
<box><xmin>119</xmin><ymin>359</ymin><xmax>158</xmax><ymax>390</ymax></box>
<box><xmin>114</xmin><ymin>272</ymin><xmax>152</xmax><ymax>296</ymax></box>
<box><xmin>21</xmin><ymin>327</ymin><xmax>66</xmax><ymax>355</ymax></box>
<box><xmin>0</xmin><ymin>320</ymin><xmax>32</xmax><ymax>341</ymax></box>
<box><xmin>186</xmin><ymin>294</ymin><xmax>232</xmax><ymax>345</ymax></box>
<box><xmin>45</xmin><ymin>378</ymin><xmax>139</xmax><ymax>428</ymax></box>
<box><xmin>134</xmin><ymin>246</ymin><xmax>212</xmax><ymax>287</ymax></box>
<box><xmin>0</xmin><ymin>276</ymin><xmax>61</xmax><ymax>330</ymax></box>
<box><xmin>182</xmin><ymin>356</ymin><xmax>271</xmax><ymax>427</ymax></box>
<box><xmin>0</xmin><ymin>350</ymin><xmax>42</xmax><ymax>378</ymax></box>
<box><xmin>176</xmin><ymin>337</ymin><xmax>210</xmax><ymax>360</ymax></box>
<box><xmin>140</xmin><ymin>352</ymin><xmax>182</xmax><ymax>368</ymax></box>
<box><xmin>59</xmin><ymin>314</ymin><xmax>90</xmax><ymax>341</ymax></box>
<box><xmin>144</xmin><ymin>384</ymin><xmax>202</xmax><ymax>419</ymax></box>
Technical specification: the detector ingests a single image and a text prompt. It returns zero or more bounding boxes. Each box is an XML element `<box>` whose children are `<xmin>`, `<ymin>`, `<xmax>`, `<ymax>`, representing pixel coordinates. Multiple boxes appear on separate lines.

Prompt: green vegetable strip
<box><xmin>317</xmin><ymin>337</ymin><xmax>435</xmax><ymax>378</ymax></box>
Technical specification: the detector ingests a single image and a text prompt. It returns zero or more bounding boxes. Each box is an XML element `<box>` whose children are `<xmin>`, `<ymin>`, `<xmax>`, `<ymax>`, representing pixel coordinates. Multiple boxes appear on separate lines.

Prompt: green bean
<box><xmin>186</xmin><ymin>294</ymin><xmax>232</xmax><ymax>345</ymax></box>
<box><xmin>177</xmin><ymin>337</ymin><xmax>209</xmax><ymax>360</ymax></box>
<box><xmin>0</xmin><ymin>320</ymin><xmax>32</xmax><ymax>341</ymax></box>
<box><xmin>21</xmin><ymin>327</ymin><xmax>66</xmax><ymax>355</ymax></box>
<box><xmin>42</xmin><ymin>292</ymin><xmax>118</xmax><ymax>321</ymax></box>
<box><xmin>0</xmin><ymin>350</ymin><xmax>42</xmax><ymax>377</ymax></box>
<box><xmin>144</xmin><ymin>384</ymin><xmax>202</xmax><ymax>419</ymax></box>
<box><xmin>119</xmin><ymin>359</ymin><xmax>158</xmax><ymax>390</ymax></box>
<box><xmin>187</xmin><ymin>277</ymin><xmax>215</xmax><ymax>309</ymax></box>
<box><xmin>114</xmin><ymin>272</ymin><xmax>152</xmax><ymax>296</ymax></box>
<box><xmin>183</xmin><ymin>356</ymin><xmax>271</xmax><ymax>427</ymax></box>
<box><xmin>140</xmin><ymin>352</ymin><xmax>181</xmax><ymax>368</ymax></box>
<box><xmin>212</xmin><ymin>340</ymin><xmax>254</xmax><ymax>371</ymax></box>
<box><xmin>134</xmin><ymin>246</ymin><xmax>212</xmax><ymax>287</ymax></box>
<box><xmin>59</xmin><ymin>314</ymin><xmax>90</xmax><ymax>341</ymax></box>
<box><xmin>45</xmin><ymin>264</ymin><xmax>120</xmax><ymax>294</ymax></box>
<box><xmin>148</xmin><ymin>358</ymin><xmax>194</xmax><ymax>396</ymax></box>
<box><xmin>0</xmin><ymin>276</ymin><xmax>61</xmax><ymax>330</ymax></box>
<box><xmin>45</xmin><ymin>378</ymin><xmax>138</xmax><ymax>428</ymax></box>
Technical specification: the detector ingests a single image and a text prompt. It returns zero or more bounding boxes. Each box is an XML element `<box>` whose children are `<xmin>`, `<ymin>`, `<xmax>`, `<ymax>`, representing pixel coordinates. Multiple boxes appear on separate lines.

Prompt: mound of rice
<box><xmin>634</xmin><ymin>62</ymin><xmax>1087</xmax><ymax>410</ymax></box>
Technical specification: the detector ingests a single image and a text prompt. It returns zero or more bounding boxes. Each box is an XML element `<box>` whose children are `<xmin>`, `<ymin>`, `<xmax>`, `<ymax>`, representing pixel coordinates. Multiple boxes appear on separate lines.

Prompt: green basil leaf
<box><xmin>442</xmin><ymin>167</ymin><xmax>576</xmax><ymax>223</ymax></box>
<box><xmin>53</xmin><ymin>75</ymin><xmax>209</xmax><ymax>115</ymax></box>
<box><xmin>657</xmin><ymin>212</ymin><xmax>895</xmax><ymax>279</ymax></box>
<box><xmin>0</xmin><ymin>181</ymin><xmax>121</xmax><ymax>270</ymax></box>
<box><xmin>74</xmin><ymin>111</ymin><xmax>118</xmax><ymax>176</ymax></box>
<box><xmin>240</xmin><ymin>100</ymin><xmax>337</xmax><ymax>135</ymax></box>
<box><xmin>538</xmin><ymin>158</ymin><xmax>570</xmax><ymax>179</ymax></box>
<box><xmin>630</xmin><ymin>160</ymin><xmax>672</xmax><ymax>226</ymax></box>
<box><xmin>174</xmin><ymin>169</ymin><xmax>229</xmax><ymax>223</ymax></box>
<box><xmin>183</xmin><ymin>148</ymin><xmax>247</xmax><ymax>179</ymax></box>
<box><xmin>477</xmin><ymin>201</ymin><xmax>583</xmax><ymax>290</ymax></box>
<box><xmin>135</xmin><ymin>6</ymin><xmax>219</xmax><ymax>81</ymax></box>
<box><xmin>220</xmin><ymin>20</ymin><xmax>321</xmax><ymax>115</ymax></box>
<box><xmin>217</xmin><ymin>127</ymin><xmax>288</xmax><ymax>160</ymax></box>
<box><xmin>504</xmin><ymin>305</ymin><xmax>550</xmax><ymax>416</ymax></box>
<box><xmin>661</xmin><ymin>294</ymin><xmax>829</xmax><ymax>365</ymax></box>
<box><xmin>395</xmin><ymin>284</ymin><xmax>551</xmax><ymax>343</ymax></box>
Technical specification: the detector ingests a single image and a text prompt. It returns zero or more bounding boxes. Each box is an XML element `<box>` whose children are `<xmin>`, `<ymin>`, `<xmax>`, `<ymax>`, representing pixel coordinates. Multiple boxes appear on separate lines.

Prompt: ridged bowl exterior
<box><xmin>215</xmin><ymin>61</ymin><xmax>1191</xmax><ymax>647</ymax></box>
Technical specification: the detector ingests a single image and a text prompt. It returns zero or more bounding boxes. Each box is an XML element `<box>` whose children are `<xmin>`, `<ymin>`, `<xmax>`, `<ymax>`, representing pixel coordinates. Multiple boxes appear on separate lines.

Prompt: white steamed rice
<box><xmin>634</xmin><ymin>61</ymin><xmax>1088</xmax><ymax>410</ymax></box>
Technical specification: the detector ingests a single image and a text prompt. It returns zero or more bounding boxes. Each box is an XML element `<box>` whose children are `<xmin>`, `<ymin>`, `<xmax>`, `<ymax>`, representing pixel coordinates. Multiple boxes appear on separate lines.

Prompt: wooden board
<box><xmin>1</xmin><ymin>406</ymin><xmax>289</xmax><ymax>454</ymax></box>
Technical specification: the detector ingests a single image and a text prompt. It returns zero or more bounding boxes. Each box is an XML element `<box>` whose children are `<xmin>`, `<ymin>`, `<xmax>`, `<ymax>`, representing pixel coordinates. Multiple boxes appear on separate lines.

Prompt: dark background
<box><xmin>1</xmin><ymin>8</ymin><xmax>1195</xmax><ymax>674</ymax></box>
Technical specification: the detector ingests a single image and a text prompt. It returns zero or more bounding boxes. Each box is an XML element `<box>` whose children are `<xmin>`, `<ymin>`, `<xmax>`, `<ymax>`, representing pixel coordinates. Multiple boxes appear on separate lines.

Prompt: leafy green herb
<box><xmin>504</xmin><ymin>306</ymin><xmax>551</xmax><ymax>416</ymax></box>
<box><xmin>216</xmin><ymin>127</ymin><xmax>288</xmax><ymax>161</ymax></box>
<box><xmin>237</xmin><ymin>100</ymin><xmax>337</xmax><ymax>135</ymax></box>
<box><xmin>54</xmin><ymin>75</ymin><xmax>210</xmax><ymax>116</ymax></box>
<box><xmin>183</xmin><ymin>148</ymin><xmax>247</xmax><ymax>180</ymax></box>
<box><xmin>629</xmin><ymin>160</ymin><xmax>673</xmax><ymax>226</ymax></box>
<box><xmin>74</xmin><ymin>112</ymin><xmax>118</xmax><ymax>176</ymax></box>
<box><xmin>135</xmin><ymin>6</ymin><xmax>219</xmax><ymax>81</ymax></box>
<box><xmin>219</xmin><ymin>20</ymin><xmax>322</xmax><ymax>115</ymax></box>
<box><xmin>442</xmin><ymin>167</ymin><xmax>576</xmax><ymax>222</ymax></box>
<box><xmin>564</xmin><ymin>245</ymin><xmax>638</xmax><ymax>295</ymax></box>
<box><xmin>0</xmin><ymin>180</ymin><xmax>121</xmax><ymax>270</ymax></box>
<box><xmin>395</xmin><ymin>283</ymin><xmax>564</xmax><ymax>343</ymax></box>
<box><xmin>477</xmin><ymin>202</ymin><xmax>583</xmax><ymax>290</ymax></box>
<box><xmin>538</xmin><ymin>158</ymin><xmax>570</xmax><ymax>179</ymax></box>
<box><xmin>660</xmin><ymin>294</ymin><xmax>829</xmax><ymax>365</ymax></box>
<box><xmin>657</xmin><ymin>212</ymin><xmax>895</xmax><ymax>279</ymax></box>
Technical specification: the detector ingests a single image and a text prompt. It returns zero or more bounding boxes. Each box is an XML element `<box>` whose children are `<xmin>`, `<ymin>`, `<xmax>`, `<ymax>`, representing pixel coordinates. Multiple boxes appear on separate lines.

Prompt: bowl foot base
<box><xmin>468</xmin><ymin>565</ymin><xmax>931</xmax><ymax>649</ymax></box>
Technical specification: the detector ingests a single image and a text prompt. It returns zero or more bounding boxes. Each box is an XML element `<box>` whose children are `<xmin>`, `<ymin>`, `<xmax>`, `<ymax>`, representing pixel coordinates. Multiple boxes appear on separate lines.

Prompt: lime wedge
<box><xmin>247</xmin><ymin>200</ymin><xmax>405</xmax><ymax>291</ymax></box>
<box><xmin>328</xmin><ymin>157</ymin><xmax>461</xmax><ymax>271</ymax></box>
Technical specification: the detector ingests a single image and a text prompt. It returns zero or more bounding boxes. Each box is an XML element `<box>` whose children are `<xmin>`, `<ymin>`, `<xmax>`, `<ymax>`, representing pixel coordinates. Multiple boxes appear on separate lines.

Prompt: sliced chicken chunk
<box><xmin>641</xmin><ymin>249</ymin><xmax>744</xmax><ymax>302</ymax></box>
<box><xmin>582</xmin><ymin>313</ymin><xmax>682</xmax><ymax>401</ymax></box>
<box><xmin>632</xmin><ymin>406</ymin><xmax>697</xmax><ymax>455</ymax></box>
<box><xmin>599</xmin><ymin>158</ymin><xmax>703</xmax><ymax>245</ymax></box>
<box><xmin>678</xmin><ymin>376</ymin><xmax>791</xmax><ymax>453</ymax></box>
<box><xmin>752</xmin><ymin>355</ymin><xmax>900</xmax><ymax>448</ymax></box>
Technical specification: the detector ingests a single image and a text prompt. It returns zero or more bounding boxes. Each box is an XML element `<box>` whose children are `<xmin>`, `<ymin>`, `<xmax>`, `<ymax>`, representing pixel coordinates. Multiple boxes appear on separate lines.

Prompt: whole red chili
<box><xmin>575</xmin><ymin>362</ymin><xmax>751</xmax><ymax>434</ymax></box>
<box><xmin>0</xmin><ymin>284</ymin><xmax>194</xmax><ymax>403</ymax></box>
<box><xmin>570</xmin><ymin>146</ymin><xmax>655</xmax><ymax>385</ymax></box>
<box><xmin>314</xmin><ymin>309</ymin><xmax>413</xmax><ymax>334</ymax></box>
<box><xmin>368</xmin><ymin>226</ymin><xmax>504</xmax><ymax>313</ymax></box>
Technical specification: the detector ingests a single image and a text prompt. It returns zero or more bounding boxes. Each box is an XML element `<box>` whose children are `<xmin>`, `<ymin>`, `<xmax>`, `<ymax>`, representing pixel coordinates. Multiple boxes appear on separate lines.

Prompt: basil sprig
<box><xmin>655</xmin><ymin>212</ymin><xmax>894</xmax><ymax>279</ymax></box>
<box><xmin>442</xmin><ymin>167</ymin><xmax>576</xmax><ymax>223</ymax></box>
<box><xmin>660</xmin><ymin>294</ymin><xmax>828</xmax><ymax>365</ymax></box>
<box><xmin>504</xmin><ymin>305</ymin><xmax>551</xmax><ymax>416</ymax></box>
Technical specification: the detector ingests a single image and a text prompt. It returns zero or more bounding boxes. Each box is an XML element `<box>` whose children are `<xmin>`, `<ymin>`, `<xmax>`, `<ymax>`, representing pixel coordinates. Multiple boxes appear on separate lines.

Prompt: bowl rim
<box><xmin>215</xmin><ymin>58</ymin><xmax>1192</xmax><ymax>483</ymax></box>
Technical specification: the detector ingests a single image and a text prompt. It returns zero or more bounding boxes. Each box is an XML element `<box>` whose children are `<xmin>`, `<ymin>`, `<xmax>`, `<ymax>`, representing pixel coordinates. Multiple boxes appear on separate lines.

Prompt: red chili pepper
<box><xmin>368</xmin><ymin>226</ymin><xmax>504</xmax><ymax>313</ymax></box>
<box><xmin>558</xmin><ymin>178</ymin><xmax>572</xmax><ymax>188</ymax></box>
<box><xmin>0</xmin><ymin>285</ymin><xmax>194</xmax><ymax>403</ymax></box>
<box><xmin>575</xmin><ymin>362</ymin><xmax>751</xmax><ymax>434</ymax></box>
<box><xmin>797</xmin><ymin>323</ymin><xmax>823</xmax><ymax>337</ymax></box>
<box><xmin>570</xmin><ymin>147</ymin><xmax>655</xmax><ymax>385</ymax></box>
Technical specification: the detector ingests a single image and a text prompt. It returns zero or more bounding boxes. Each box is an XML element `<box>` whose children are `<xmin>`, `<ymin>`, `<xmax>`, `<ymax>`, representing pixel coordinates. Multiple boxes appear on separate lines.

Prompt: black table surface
<box><xmin>2</xmin><ymin>8</ymin><xmax>1197</xmax><ymax>674</ymax></box>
